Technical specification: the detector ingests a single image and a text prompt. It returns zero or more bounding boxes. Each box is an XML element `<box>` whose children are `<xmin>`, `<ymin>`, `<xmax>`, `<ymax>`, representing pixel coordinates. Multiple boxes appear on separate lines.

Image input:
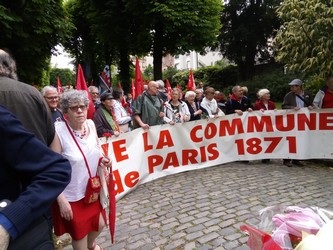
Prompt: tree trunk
<box><xmin>119</xmin><ymin>47</ymin><xmax>130</xmax><ymax>89</ymax></box>
<box><xmin>153</xmin><ymin>21</ymin><xmax>164</xmax><ymax>80</ymax></box>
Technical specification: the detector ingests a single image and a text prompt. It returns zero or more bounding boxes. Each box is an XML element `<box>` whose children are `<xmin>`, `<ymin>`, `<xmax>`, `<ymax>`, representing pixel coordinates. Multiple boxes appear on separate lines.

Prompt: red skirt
<box><xmin>51</xmin><ymin>198</ymin><xmax>106</xmax><ymax>240</ymax></box>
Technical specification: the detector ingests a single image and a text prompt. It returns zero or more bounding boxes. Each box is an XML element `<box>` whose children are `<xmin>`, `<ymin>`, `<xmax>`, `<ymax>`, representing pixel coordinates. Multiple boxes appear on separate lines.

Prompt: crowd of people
<box><xmin>1</xmin><ymin>46</ymin><xmax>333</xmax><ymax>249</ymax></box>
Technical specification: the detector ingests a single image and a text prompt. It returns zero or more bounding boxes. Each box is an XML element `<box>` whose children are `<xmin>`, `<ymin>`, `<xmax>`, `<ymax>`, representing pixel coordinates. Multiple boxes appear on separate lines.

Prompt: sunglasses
<box><xmin>69</xmin><ymin>105</ymin><xmax>87</xmax><ymax>112</ymax></box>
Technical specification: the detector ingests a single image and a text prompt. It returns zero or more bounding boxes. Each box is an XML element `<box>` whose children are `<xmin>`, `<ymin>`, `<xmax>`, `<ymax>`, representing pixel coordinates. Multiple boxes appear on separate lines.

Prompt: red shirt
<box><xmin>322</xmin><ymin>90</ymin><xmax>333</xmax><ymax>108</ymax></box>
<box><xmin>254</xmin><ymin>100</ymin><xmax>276</xmax><ymax>110</ymax></box>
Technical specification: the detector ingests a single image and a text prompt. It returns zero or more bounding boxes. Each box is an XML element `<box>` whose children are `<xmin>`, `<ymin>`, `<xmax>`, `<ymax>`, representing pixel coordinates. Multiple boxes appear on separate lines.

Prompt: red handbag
<box><xmin>84</xmin><ymin>176</ymin><xmax>101</xmax><ymax>204</ymax></box>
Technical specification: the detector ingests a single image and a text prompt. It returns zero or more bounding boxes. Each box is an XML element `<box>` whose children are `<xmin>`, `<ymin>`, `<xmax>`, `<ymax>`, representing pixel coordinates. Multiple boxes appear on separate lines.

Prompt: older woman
<box><xmin>254</xmin><ymin>88</ymin><xmax>276</xmax><ymax>111</ymax></box>
<box><xmin>164</xmin><ymin>88</ymin><xmax>190</xmax><ymax>125</ymax></box>
<box><xmin>185</xmin><ymin>90</ymin><xmax>203</xmax><ymax>121</ymax></box>
<box><xmin>93</xmin><ymin>92</ymin><xmax>120</xmax><ymax>137</ymax></box>
<box><xmin>254</xmin><ymin>88</ymin><xmax>276</xmax><ymax>164</ymax></box>
<box><xmin>50</xmin><ymin>90</ymin><xmax>111</xmax><ymax>250</ymax></box>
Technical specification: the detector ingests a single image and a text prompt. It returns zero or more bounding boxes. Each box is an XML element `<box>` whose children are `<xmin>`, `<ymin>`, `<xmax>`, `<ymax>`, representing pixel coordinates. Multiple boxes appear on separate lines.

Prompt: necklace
<box><xmin>72</xmin><ymin>126</ymin><xmax>87</xmax><ymax>139</ymax></box>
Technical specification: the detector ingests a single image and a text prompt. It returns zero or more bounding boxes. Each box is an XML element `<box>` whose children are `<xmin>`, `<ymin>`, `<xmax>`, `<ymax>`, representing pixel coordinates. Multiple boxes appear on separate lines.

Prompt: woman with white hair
<box><xmin>254</xmin><ymin>88</ymin><xmax>276</xmax><ymax>164</ymax></box>
<box><xmin>254</xmin><ymin>88</ymin><xmax>276</xmax><ymax>111</ymax></box>
<box><xmin>185</xmin><ymin>90</ymin><xmax>203</xmax><ymax>121</ymax></box>
<box><xmin>164</xmin><ymin>88</ymin><xmax>190</xmax><ymax>124</ymax></box>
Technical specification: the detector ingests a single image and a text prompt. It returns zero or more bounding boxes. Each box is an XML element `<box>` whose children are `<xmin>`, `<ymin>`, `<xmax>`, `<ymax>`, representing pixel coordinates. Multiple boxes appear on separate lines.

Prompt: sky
<box><xmin>50</xmin><ymin>45</ymin><xmax>74</xmax><ymax>70</ymax></box>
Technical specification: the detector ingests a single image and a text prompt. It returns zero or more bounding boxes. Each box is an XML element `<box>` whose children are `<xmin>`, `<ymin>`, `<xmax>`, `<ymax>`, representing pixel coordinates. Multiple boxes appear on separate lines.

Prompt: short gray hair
<box><xmin>41</xmin><ymin>86</ymin><xmax>57</xmax><ymax>96</ymax></box>
<box><xmin>232</xmin><ymin>85</ymin><xmax>241</xmax><ymax>93</ymax></box>
<box><xmin>156</xmin><ymin>80</ymin><xmax>165</xmax><ymax>88</ymax></box>
<box><xmin>60</xmin><ymin>90</ymin><xmax>90</xmax><ymax>113</ymax></box>
<box><xmin>185</xmin><ymin>90</ymin><xmax>196</xmax><ymax>99</ymax></box>
<box><xmin>88</xmin><ymin>86</ymin><xmax>98</xmax><ymax>93</ymax></box>
<box><xmin>0</xmin><ymin>49</ymin><xmax>18</xmax><ymax>80</ymax></box>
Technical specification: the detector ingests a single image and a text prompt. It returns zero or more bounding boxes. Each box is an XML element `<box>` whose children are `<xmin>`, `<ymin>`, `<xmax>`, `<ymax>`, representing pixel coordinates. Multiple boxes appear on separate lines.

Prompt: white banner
<box><xmin>102</xmin><ymin>108</ymin><xmax>333</xmax><ymax>200</ymax></box>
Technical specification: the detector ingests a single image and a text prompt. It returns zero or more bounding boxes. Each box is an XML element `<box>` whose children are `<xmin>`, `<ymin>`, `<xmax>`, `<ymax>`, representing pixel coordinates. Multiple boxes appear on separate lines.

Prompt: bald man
<box><xmin>132</xmin><ymin>81</ymin><xmax>165</xmax><ymax>129</ymax></box>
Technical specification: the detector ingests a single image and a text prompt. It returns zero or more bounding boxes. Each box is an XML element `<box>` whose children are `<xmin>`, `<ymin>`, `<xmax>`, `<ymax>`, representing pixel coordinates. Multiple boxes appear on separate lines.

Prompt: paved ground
<box><xmin>62</xmin><ymin>159</ymin><xmax>333</xmax><ymax>250</ymax></box>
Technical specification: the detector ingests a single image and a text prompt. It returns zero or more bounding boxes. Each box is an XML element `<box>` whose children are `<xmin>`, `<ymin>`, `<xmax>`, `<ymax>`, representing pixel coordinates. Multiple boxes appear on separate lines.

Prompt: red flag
<box><xmin>186</xmin><ymin>69</ymin><xmax>196</xmax><ymax>91</ymax></box>
<box><xmin>165</xmin><ymin>79</ymin><xmax>172</xmax><ymax>100</ymax></box>
<box><xmin>108</xmin><ymin>172</ymin><xmax>116</xmax><ymax>243</ymax></box>
<box><xmin>76</xmin><ymin>64</ymin><xmax>95</xmax><ymax>119</ymax></box>
<box><xmin>57</xmin><ymin>77</ymin><xmax>63</xmax><ymax>93</ymax></box>
<box><xmin>134</xmin><ymin>57</ymin><xmax>144</xmax><ymax>100</ymax></box>
<box><xmin>101</xmin><ymin>65</ymin><xmax>111</xmax><ymax>87</ymax></box>
<box><xmin>118</xmin><ymin>82</ymin><xmax>123</xmax><ymax>90</ymax></box>
<box><xmin>131</xmin><ymin>79</ymin><xmax>135</xmax><ymax>100</ymax></box>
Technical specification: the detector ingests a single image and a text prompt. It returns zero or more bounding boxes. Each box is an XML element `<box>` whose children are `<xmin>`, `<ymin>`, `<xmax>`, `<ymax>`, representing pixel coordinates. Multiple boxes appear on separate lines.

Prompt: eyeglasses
<box><xmin>91</xmin><ymin>92</ymin><xmax>99</xmax><ymax>95</ymax></box>
<box><xmin>45</xmin><ymin>96</ymin><xmax>59</xmax><ymax>100</ymax></box>
<box><xmin>69</xmin><ymin>105</ymin><xmax>87</xmax><ymax>112</ymax></box>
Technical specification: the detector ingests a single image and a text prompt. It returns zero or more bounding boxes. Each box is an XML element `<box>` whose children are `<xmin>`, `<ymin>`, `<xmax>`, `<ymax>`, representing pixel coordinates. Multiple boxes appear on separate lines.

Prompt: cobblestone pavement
<box><xmin>63</xmin><ymin>159</ymin><xmax>333</xmax><ymax>250</ymax></box>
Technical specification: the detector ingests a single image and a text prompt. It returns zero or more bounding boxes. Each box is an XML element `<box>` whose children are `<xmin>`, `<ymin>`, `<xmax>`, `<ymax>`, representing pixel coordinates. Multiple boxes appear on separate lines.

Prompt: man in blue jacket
<box><xmin>0</xmin><ymin>106</ymin><xmax>71</xmax><ymax>249</ymax></box>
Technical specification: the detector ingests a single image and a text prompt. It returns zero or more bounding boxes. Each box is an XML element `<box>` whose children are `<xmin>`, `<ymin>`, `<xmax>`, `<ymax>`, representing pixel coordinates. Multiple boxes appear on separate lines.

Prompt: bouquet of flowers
<box><xmin>240</xmin><ymin>206</ymin><xmax>333</xmax><ymax>250</ymax></box>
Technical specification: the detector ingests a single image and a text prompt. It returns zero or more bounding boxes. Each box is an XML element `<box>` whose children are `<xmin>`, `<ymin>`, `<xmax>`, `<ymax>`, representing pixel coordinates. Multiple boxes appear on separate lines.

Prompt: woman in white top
<box><xmin>111</xmin><ymin>87</ymin><xmax>132</xmax><ymax>132</ymax></box>
<box><xmin>51</xmin><ymin>90</ymin><xmax>111</xmax><ymax>250</ymax></box>
<box><xmin>200</xmin><ymin>87</ymin><xmax>225</xmax><ymax>118</ymax></box>
<box><xmin>164</xmin><ymin>88</ymin><xmax>190</xmax><ymax>125</ymax></box>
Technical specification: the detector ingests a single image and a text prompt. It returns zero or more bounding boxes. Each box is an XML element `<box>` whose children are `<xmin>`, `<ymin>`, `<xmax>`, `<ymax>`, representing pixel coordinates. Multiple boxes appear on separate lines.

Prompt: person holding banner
<box><xmin>225</xmin><ymin>85</ymin><xmax>253</xmax><ymax>115</ymax></box>
<box><xmin>111</xmin><ymin>87</ymin><xmax>132</xmax><ymax>132</ymax></box>
<box><xmin>254</xmin><ymin>88</ymin><xmax>276</xmax><ymax>112</ymax></box>
<box><xmin>132</xmin><ymin>81</ymin><xmax>165</xmax><ymax>129</ymax></box>
<box><xmin>200</xmin><ymin>87</ymin><xmax>225</xmax><ymax>118</ymax></box>
<box><xmin>282</xmin><ymin>79</ymin><xmax>313</xmax><ymax>167</ymax></box>
<box><xmin>164</xmin><ymin>88</ymin><xmax>190</xmax><ymax>124</ymax></box>
<box><xmin>254</xmin><ymin>88</ymin><xmax>276</xmax><ymax>163</ymax></box>
<box><xmin>50</xmin><ymin>90</ymin><xmax>111</xmax><ymax>250</ymax></box>
<box><xmin>313</xmin><ymin>76</ymin><xmax>333</xmax><ymax>109</ymax></box>
<box><xmin>93</xmin><ymin>92</ymin><xmax>121</xmax><ymax>137</ymax></box>
<box><xmin>185</xmin><ymin>90</ymin><xmax>203</xmax><ymax>121</ymax></box>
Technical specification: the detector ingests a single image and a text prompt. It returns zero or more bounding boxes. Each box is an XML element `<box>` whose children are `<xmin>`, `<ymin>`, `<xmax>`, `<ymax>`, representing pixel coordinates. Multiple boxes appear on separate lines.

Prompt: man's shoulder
<box><xmin>0</xmin><ymin>77</ymin><xmax>37</xmax><ymax>92</ymax></box>
<box><xmin>283</xmin><ymin>91</ymin><xmax>294</xmax><ymax>98</ymax></box>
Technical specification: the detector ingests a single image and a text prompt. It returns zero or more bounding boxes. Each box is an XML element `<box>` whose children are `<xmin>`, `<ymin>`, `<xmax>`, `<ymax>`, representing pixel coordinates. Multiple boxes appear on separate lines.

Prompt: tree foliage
<box><xmin>132</xmin><ymin>0</ymin><xmax>223</xmax><ymax>80</ymax></box>
<box><xmin>0</xmin><ymin>0</ymin><xmax>73</xmax><ymax>84</ymax></box>
<box><xmin>50</xmin><ymin>68</ymin><xmax>75</xmax><ymax>88</ymax></box>
<box><xmin>274</xmin><ymin>0</ymin><xmax>333</xmax><ymax>78</ymax></box>
<box><xmin>219</xmin><ymin>0</ymin><xmax>280</xmax><ymax>81</ymax></box>
<box><xmin>64</xmin><ymin>0</ymin><xmax>222</xmax><ymax>86</ymax></box>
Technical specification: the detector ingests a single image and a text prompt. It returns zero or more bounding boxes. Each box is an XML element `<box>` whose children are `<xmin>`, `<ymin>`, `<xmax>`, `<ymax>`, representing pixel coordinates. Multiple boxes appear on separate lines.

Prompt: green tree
<box><xmin>64</xmin><ymin>0</ymin><xmax>151</xmax><ymax>89</ymax></box>
<box><xmin>127</xmin><ymin>0</ymin><xmax>223</xmax><ymax>80</ymax></box>
<box><xmin>219</xmin><ymin>0</ymin><xmax>280</xmax><ymax>81</ymax></box>
<box><xmin>163</xmin><ymin>66</ymin><xmax>178</xmax><ymax>84</ymax></box>
<box><xmin>64</xmin><ymin>0</ymin><xmax>105</xmax><ymax>83</ymax></box>
<box><xmin>0</xmin><ymin>0</ymin><xmax>73</xmax><ymax>85</ymax></box>
<box><xmin>274</xmin><ymin>0</ymin><xmax>333</xmax><ymax>77</ymax></box>
<box><xmin>143</xmin><ymin>64</ymin><xmax>154</xmax><ymax>81</ymax></box>
<box><xmin>50</xmin><ymin>68</ymin><xmax>75</xmax><ymax>88</ymax></box>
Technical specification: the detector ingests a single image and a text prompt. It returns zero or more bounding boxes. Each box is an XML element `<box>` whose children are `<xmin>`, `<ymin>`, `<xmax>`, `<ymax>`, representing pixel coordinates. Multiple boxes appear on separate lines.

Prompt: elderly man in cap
<box><xmin>282</xmin><ymin>79</ymin><xmax>313</xmax><ymax>110</ymax></box>
<box><xmin>282</xmin><ymin>79</ymin><xmax>313</xmax><ymax>167</ymax></box>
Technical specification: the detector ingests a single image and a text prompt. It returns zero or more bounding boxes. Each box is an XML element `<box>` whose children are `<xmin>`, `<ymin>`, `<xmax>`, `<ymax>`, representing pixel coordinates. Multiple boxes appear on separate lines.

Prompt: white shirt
<box><xmin>112</xmin><ymin>100</ymin><xmax>132</xmax><ymax>125</ymax></box>
<box><xmin>55</xmin><ymin>120</ymin><xmax>101</xmax><ymax>202</ymax></box>
<box><xmin>200</xmin><ymin>97</ymin><xmax>225</xmax><ymax>117</ymax></box>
